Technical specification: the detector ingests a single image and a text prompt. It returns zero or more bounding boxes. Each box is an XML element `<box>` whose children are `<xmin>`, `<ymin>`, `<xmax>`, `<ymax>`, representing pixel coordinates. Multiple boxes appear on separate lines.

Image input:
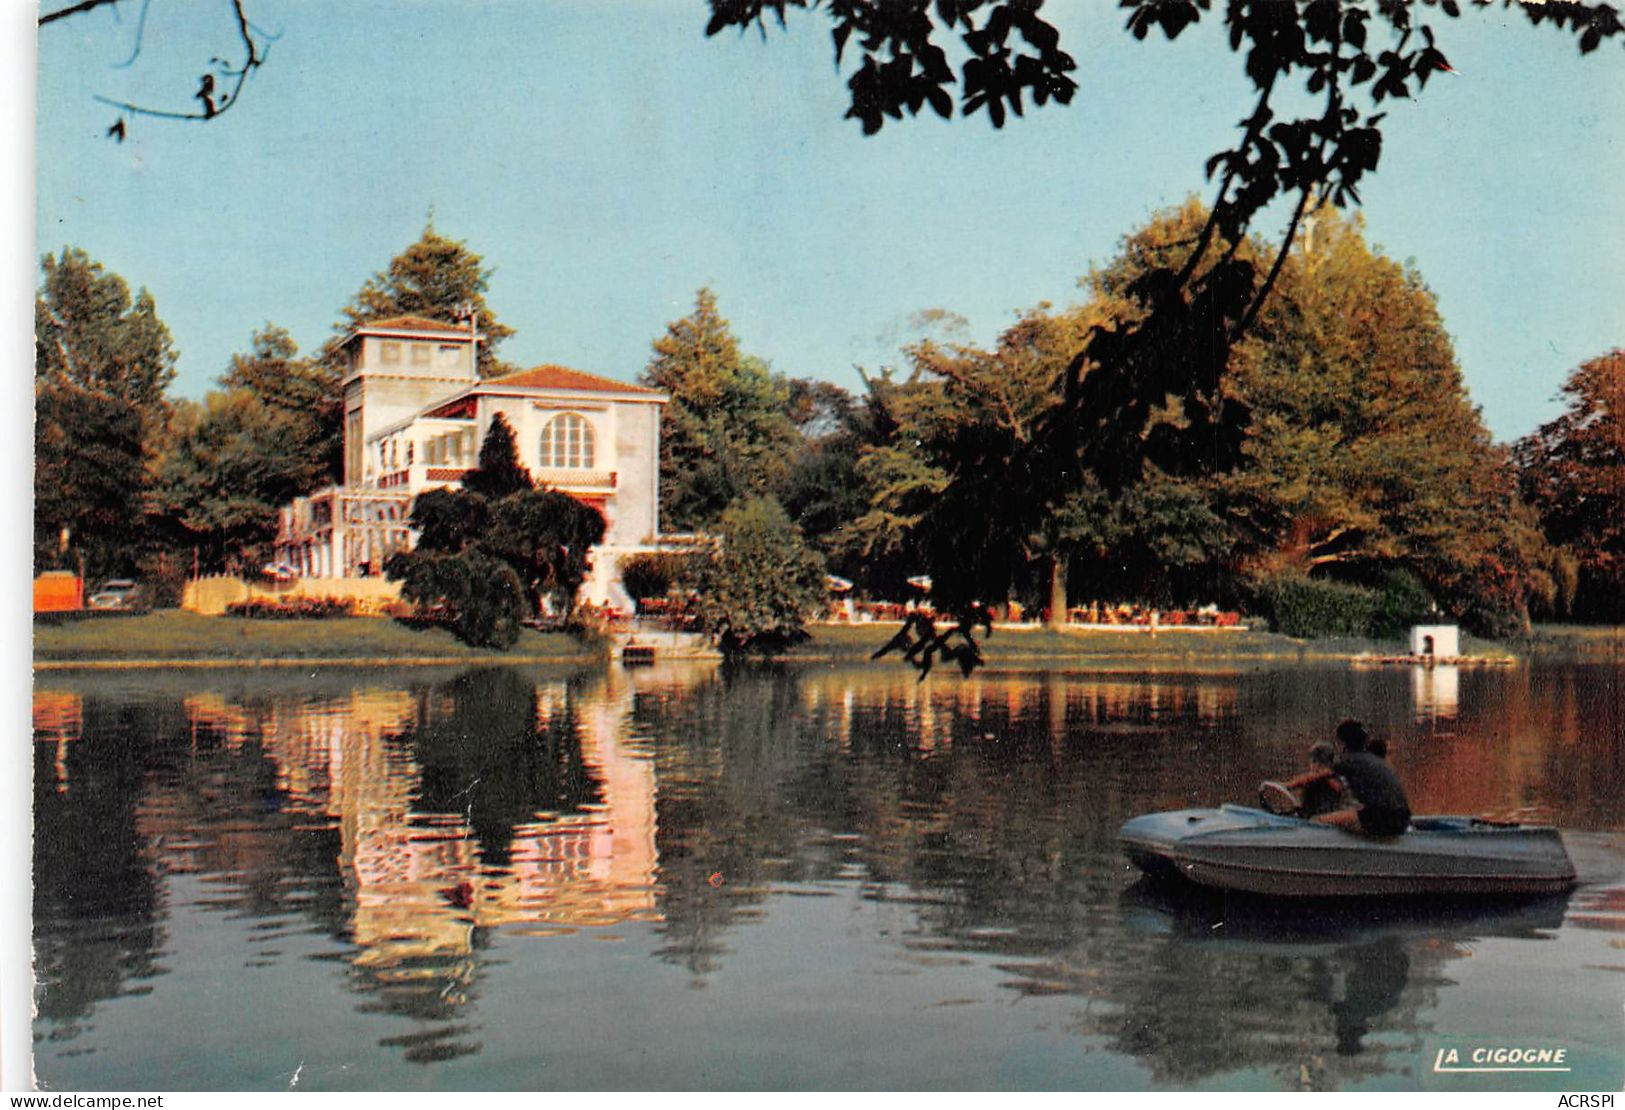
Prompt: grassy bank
<box><xmin>1512</xmin><ymin>623</ymin><xmax>1625</xmax><ymax>660</ymax></box>
<box><xmin>787</xmin><ymin>622</ymin><xmax>1411</xmax><ymax>664</ymax></box>
<box><xmin>34</xmin><ymin>610</ymin><xmax>605</xmax><ymax>666</ymax></box>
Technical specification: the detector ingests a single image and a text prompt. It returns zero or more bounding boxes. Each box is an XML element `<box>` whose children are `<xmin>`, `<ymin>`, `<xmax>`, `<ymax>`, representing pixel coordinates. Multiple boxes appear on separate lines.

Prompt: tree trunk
<box><xmin>1047</xmin><ymin>554</ymin><xmax>1067</xmax><ymax>630</ymax></box>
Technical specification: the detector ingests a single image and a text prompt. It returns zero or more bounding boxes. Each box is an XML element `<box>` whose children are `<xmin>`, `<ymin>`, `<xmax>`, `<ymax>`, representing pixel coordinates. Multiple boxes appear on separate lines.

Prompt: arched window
<box><xmin>539</xmin><ymin>412</ymin><xmax>595</xmax><ymax>469</ymax></box>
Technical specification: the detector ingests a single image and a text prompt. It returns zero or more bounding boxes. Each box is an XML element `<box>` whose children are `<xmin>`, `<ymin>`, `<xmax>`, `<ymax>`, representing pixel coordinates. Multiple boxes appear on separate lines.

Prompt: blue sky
<box><xmin>31</xmin><ymin>0</ymin><xmax>1625</xmax><ymax>441</ymax></box>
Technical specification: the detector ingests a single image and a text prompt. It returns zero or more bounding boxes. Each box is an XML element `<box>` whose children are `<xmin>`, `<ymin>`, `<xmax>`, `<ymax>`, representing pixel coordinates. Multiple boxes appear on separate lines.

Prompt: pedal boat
<box><xmin>1119</xmin><ymin>805</ymin><xmax>1576</xmax><ymax>898</ymax></box>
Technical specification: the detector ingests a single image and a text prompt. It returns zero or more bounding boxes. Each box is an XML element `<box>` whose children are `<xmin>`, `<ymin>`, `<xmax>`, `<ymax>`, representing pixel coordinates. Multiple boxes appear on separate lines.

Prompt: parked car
<box><xmin>88</xmin><ymin>579</ymin><xmax>142</xmax><ymax>609</ymax></box>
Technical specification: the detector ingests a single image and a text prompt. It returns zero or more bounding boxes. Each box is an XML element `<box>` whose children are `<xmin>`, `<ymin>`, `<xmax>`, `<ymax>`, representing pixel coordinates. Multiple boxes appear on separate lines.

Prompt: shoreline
<box><xmin>32</xmin><ymin>611</ymin><xmax>1620</xmax><ymax>670</ymax></box>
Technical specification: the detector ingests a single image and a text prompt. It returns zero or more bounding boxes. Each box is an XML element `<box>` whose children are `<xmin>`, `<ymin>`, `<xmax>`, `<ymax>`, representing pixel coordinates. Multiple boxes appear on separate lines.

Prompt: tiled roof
<box><xmin>353</xmin><ymin>315</ymin><xmax>468</xmax><ymax>333</ymax></box>
<box><xmin>486</xmin><ymin>364</ymin><xmax>665</xmax><ymax>396</ymax></box>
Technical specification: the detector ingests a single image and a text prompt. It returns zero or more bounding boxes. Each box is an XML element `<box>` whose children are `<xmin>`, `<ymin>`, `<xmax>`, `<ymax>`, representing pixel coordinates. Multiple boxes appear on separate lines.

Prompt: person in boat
<box><xmin>1282</xmin><ymin>741</ymin><xmax>1349</xmax><ymax>817</ymax></box>
<box><xmin>1315</xmin><ymin>719</ymin><xmax>1411</xmax><ymax>835</ymax></box>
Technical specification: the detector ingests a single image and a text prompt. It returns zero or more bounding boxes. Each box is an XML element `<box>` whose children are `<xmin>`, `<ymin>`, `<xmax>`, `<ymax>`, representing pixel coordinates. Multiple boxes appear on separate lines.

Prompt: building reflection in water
<box><xmin>32</xmin><ymin>660</ymin><xmax>1623</xmax><ymax>1087</ymax></box>
<box><xmin>180</xmin><ymin>669</ymin><xmax>662</xmax><ymax>1046</ymax></box>
<box><xmin>35</xmin><ymin>667</ymin><xmax>665</xmax><ymax>1064</ymax></box>
<box><xmin>1412</xmin><ymin>664</ymin><xmax>1460</xmax><ymax>725</ymax></box>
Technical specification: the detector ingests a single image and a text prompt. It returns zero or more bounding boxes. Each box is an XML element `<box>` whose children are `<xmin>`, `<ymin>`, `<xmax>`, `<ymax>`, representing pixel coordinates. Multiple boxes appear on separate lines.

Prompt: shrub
<box><xmin>226</xmin><ymin>597</ymin><xmax>356</xmax><ymax>620</ymax></box>
<box><xmin>386</xmin><ymin>549</ymin><xmax>527</xmax><ymax>649</ymax></box>
<box><xmin>696</xmin><ymin>496</ymin><xmax>826</xmax><ymax>653</ymax></box>
<box><xmin>1369</xmin><ymin>569</ymin><xmax>1437</xmax><ymax>639</ymax></box>
<box><xmin>1254</xmin><ymin>573</ymin><xmax>1378</xmax><ymax>638</ymax></box>
<box><xmin>135</xmin><ymin>554</ymin><xmax>188</xmax><ymax>609</ymax></box>
<box><xmin>620</xmin><ymin>551</ymin><xmax>701</xmax><ymax>602</ymax></box>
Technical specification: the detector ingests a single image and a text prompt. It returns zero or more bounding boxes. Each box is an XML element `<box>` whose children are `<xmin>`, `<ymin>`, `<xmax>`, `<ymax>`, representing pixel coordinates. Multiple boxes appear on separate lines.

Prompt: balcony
<box><xmin>534</xmin><ymin>467</ymin><xmax>617</xmax><ymax>492</ymax></box>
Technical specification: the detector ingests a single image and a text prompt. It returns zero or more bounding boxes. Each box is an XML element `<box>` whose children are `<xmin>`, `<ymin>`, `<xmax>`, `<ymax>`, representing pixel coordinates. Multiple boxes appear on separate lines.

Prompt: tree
<box><xmin>696</xmin><ymin>496</ymin><xmax>828</xmax><ymax>652</ymax></box>
<box><xmin>640</xmin><ymin>288</ymin><xmax>799</xmax><ymax>531</ymax></box>
<box><xmin>387</xmin><ymin>548</ymin><xmax>528</xmax><ymax>650</ymax></box>
<box><xmin>1213</xmin><ymin>207</ymin><xmax>1555</xmax><ymax>630</ymax></box>
<box><xmin>36</xmin><ymin>247</ymin><xmax>176</xmax><ymax>420</ymax></box>
<box><xmin>388</xmin><ymin>449</ymin><xmax>608</xmax><ymax>641</ymax></box>
<box><xmin>219</xmin><ymin>324</ymin><xmax>343</xmax><ymax>483</ymax></box>
<box><xmin>39</xmin><ymin>0</ymin><xmax>272</xmax><ymax>141</ymax></box>
<box><xmin>709</xmin><ymin>0</ymin><xmax>1620</xmax><ymax>652</ymax></box>
<box><xmin>34</xmin><ymin>248</ymin><xmax>177</xmax><ymax>578</ymax></box>
<box><xmin>461</xmin><ymin>413</ymin><xmax>533</xmax><ymax>499</ymax></box>
<box><xmin>149</xmin><ymin>389</ymin><xmax>329</xmax><ymax>574</ymax></box>
<box><xmin>1515</xmin><ymin>350</ymin><xmax>1625</xmax><ymax>621</ymax></box>
<box><xmin>483</xmin><ymin>489</ymin><xmax>608</xmax><ymax>616</ymax></box>
<box><xmin>329</xmin><ymin>224</ymin><xmax>516</xmax><ymax>378</ymax></box>
<box><xmin>34</xmin><ymin>381</ymin><xmax>147</xmax><ymax>579</ymax></box>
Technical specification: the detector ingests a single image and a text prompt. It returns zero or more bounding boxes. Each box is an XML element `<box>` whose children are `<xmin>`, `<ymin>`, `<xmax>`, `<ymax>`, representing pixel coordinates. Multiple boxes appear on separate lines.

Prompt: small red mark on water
<box><xmin>708</xmin><ymin>872</ymin><xmax>725</xmax><ymax>888</ymax></box>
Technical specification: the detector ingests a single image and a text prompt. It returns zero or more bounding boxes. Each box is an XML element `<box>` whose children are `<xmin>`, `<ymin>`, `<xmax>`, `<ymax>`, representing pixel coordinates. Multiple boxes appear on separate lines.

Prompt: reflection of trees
<box><xmin>630</xmin><ymin>667</ymin><xmax>1259</xmax><ymax>976</ymax></box>
<box><xmin>400</xmin><ymin>668</ymin><xmax>601</xmax><ymax>866</ymax></box>
<box><xmin>32</xmin><ymin>690</ymin><xmax>353</xmax><ymax>1042</ymax></box>
<box><xmin>32</xmin><ymin>695</ymin><xmax>179</xmax><ymax>1037</ymax></box>
<box><xmin>634</xmin><ymin>667</ymin><xmax>825</xmax><ymax>978</ymax></box>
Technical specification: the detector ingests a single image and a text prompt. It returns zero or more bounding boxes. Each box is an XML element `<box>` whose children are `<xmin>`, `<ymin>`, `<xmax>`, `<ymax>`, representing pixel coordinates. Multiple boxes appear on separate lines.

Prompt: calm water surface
<box><xmin>31</xmin><ymin>659</ymin><xmax>1625</xmax><ymax>1090</ymax></box>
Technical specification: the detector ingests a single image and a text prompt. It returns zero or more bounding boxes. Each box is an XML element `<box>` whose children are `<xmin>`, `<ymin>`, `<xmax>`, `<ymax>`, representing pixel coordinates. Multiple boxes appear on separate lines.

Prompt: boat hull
<box><xmin>1120</xmin><ymin>805</ymin><xmax>1576</xmax><ymax>898</ymax></box>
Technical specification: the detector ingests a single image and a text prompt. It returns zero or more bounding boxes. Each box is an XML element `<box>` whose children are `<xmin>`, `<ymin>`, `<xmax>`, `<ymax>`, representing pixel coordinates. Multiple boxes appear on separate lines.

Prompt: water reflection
<box><xmin>30</xmin><ymin>660</ymin><xmax>1625</xmax><ymax>1090</ymax></box>
<box><xmin>1412</xmin><ymin>665</ymin><xmax>1460</xmax><ymax>724</ymax></box>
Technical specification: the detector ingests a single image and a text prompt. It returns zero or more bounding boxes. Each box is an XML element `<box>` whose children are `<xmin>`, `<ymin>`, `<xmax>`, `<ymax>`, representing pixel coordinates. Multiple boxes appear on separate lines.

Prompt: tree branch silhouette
<box><xmin>41</xmin><ymin>0</ymin><xmax>277</xmax><ymax>137</ymax></box>
<box><xmin>706</xmin><ymin>0</ymin><xmax>1623</xmax><ymax>676</ymax></box>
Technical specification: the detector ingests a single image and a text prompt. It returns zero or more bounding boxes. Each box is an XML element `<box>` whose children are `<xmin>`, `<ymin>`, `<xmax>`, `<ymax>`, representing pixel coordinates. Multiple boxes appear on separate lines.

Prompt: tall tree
<box><xmin>330</xmin><ymin>224</ymin><xmax>516</xmax><ymax>377</ymax></box>
<box><xmin>461</xmin><ymin>413</ymin><xmax>534</xmax><ymax>499</ymax></box>
<box><xmin>150</xmin><ymin>390</ymin><xmax>330</xmax><ymax>574</ymax></box>
<box><xmin>1216</xmin><ymin>207</ymin><xmax>1555</xmax><ymax>629</ymax></box>
<box><xmin>1515</xmin><ymin>350</ymin><xmax>1625</xmax><ymax>621</ymax></box>
<box><xmin>640</xmin><ymin>288</ymin><xmax>798</xmax><ymax>531</ymax></box>
<box><xmin>219</xmin><ymin>324</ymin><xmax>343</xmax><ymax>484</ymax></box>
<box><xmin>35</xmin><ymin>247</ymin><xmax>176</xmax><ymax>420</ymax></box>
<box><xmin>712</xmin><ymin>1</ymin><xmax>1620</xmax><ymax>647</ymax></box>
<box><xmin>34</xmin><ymin>248</ymin><xmax>177</xmax><ymax>577</ymax></box>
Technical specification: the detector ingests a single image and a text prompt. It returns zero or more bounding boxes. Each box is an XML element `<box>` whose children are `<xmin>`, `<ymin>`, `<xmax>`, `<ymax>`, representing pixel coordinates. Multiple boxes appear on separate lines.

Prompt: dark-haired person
<box><xmin>1315</xmin><ymin>719</ymin><xmax>1410</xmax><ymax>836</ymax></box>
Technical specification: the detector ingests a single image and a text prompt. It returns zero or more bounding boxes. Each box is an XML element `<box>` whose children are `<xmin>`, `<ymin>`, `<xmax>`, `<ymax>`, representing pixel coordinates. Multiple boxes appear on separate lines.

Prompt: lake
<box><xmin>30</xmin><ymin>657</ymin><xmax>1625</xmax><ymax>1091</ymax></box>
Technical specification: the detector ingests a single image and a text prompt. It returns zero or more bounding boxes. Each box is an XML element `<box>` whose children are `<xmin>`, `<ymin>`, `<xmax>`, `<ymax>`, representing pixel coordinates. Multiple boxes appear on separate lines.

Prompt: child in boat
<box><xmin>1280</xmin><ymin>741</ymin><xmax>1348</xmax><ymax>817</ymax></box>
<box><xmin>1302</xmin><ymin>741</ymin><xmax>1348</xmax><ymax>816</ymax></box>
<box><xmin>1317</xmin><ymin>720</ymin><xmax>1411</xmax><ymax>835</ymax></box>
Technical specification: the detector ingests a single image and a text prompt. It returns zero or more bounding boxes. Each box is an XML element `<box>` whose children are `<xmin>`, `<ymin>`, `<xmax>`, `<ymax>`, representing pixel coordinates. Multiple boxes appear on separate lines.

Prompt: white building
<box><xmin>275</xmin><ymin>315</ymin><xmax>671</xmax><ymax>607</ymax></box>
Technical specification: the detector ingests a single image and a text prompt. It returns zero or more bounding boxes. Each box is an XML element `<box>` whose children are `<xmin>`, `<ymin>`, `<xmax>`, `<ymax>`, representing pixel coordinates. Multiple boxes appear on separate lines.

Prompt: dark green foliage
<box><xmin>35</xmin><ymin>247</ymin><xmax>175</xmax><ymax>415</ymax></box>
<box><xmin>34</xmin><ymin>248</ymin><xmax>177</xmax><ymax>579</ymax></box>
<box><xmin>696</xmin><ymin>497</ymin><xmax>827</xmax><ymax>653</ymax></box>
<box><xmin>1255</xmin><ymin>574</ymin><xmax>1378</xmax><ymax>639</ymax></box>
<box><xmin>225</xmin><ymin>597</ymin><xmax>357</xmax><ymax>620</ymax></box>
<box><xmin>408</xmin><ymin>487</ymin><xmax>492</xmax><ymax>553</ymax></box>
<box><xmin>389</xmin><ymin>479</ymin><xmax>605</xmax><ymax>644</ymax></box>
<box><xmin>150</xmin><ymin>389</ymin><xmax>332</xmax><ymax>574</ymax></box>
<box><xmin>1369</xmin><ymin>570</ymin><xmax>1437</xmax><ymax>639</ymax></box>
<box><xmin>385</xmin><ymin>549</ymin><xmax>527</xmax><ymax>650</ymax></box>
<box><xmin>34</xmin><ymin>380</ymin><xmax>147</xmax><ymax>579</ymax></box>
<box><xmin>330</xmin><ymin>224</ymin><xmax>516</xmax><ymax>378</ymax></box>
<box><xmin>218</xmin><ymin>324</ymin><xmax>342</xmax><ymax>485</ymax></box>
<box><xmin>640</xmin><ymin>289</ymin><xmax>798</xmax><ymax>531</ymax></box>
<box><xmin>620</xmin><ymin>552</ymin><xmax>701</xmax><ymax>602</ymax></box>
<box><xmin>484</xmin><ymin>488</ymin><xmax>607</xmax><ymax>615</ymax></box>
<box><xmin>461</xmin><ymin>413</ymin><xmax>533</xmax><ymax>499</ymax></box>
